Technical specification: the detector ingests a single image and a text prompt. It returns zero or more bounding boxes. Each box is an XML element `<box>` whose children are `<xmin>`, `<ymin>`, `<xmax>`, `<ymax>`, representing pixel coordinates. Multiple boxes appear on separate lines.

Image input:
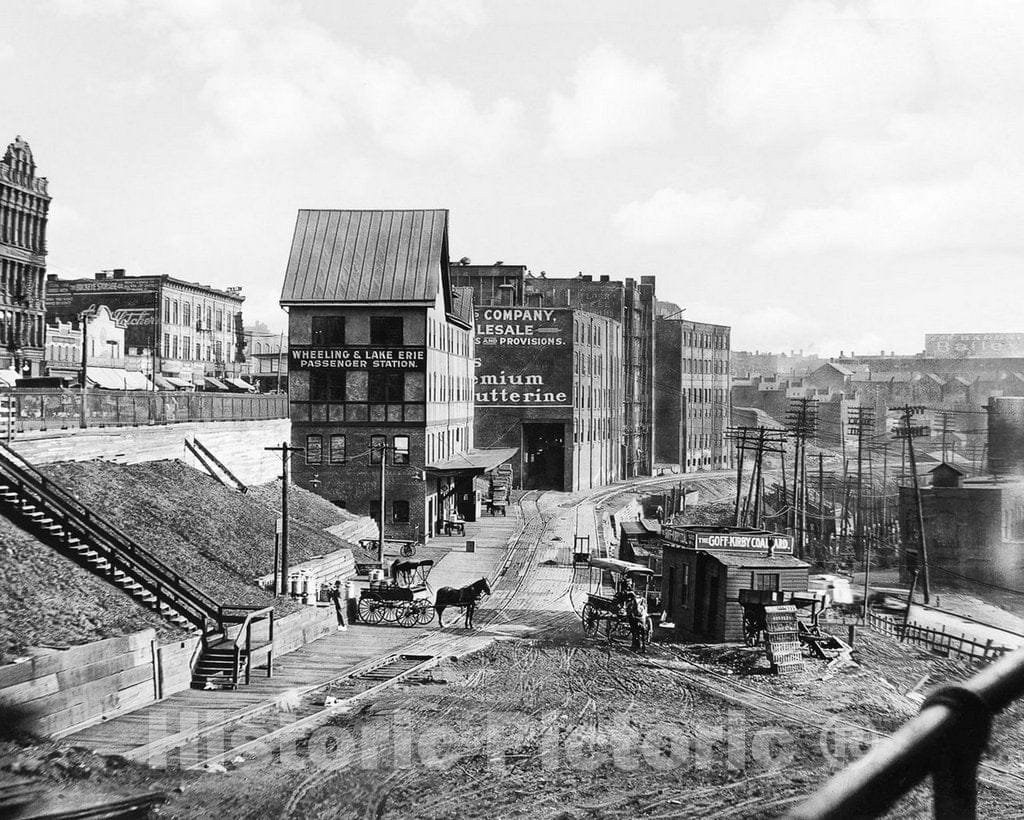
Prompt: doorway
<box><xmin>522</xmin><ymin>422</ymin><xmax>565</xmax><ymax>490</ymax></box>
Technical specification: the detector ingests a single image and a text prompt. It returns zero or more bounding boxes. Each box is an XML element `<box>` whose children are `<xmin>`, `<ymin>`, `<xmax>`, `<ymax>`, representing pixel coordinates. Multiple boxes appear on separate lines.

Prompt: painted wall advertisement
<box><xmin>474</xmin><ymin>307</ymin><xmax>572</xmax><ymax>408</ymax></box>
<box><xmin>46</xmin><ymin>280</ymin><xmax>158</xmax><ymax>349</ymax></box>
<box><xmin>925</xmin><ymin>333</ymin><xmax>1024</xmax><ymax>359</ymax></box>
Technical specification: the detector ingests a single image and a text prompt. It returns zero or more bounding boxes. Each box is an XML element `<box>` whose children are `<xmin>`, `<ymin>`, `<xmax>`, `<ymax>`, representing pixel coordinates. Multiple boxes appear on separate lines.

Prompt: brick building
<box><xmin>655</xmin><ymin>315</ymin><xmax>731</xmax><ymax>471</ymax></box>
<box><xmin>0</xmin><ymin>136</ymin><xmax>50</xmax><ymax>376</ymax></box>
<box><xmin>281</xmin><ymin>209</ymin><xmax>484</xmax><ymax>541</ymax></box>
<box><xmin>46</xmin><ymin>270</ymin><xmax>247</xmax><ymax>386</ymax></box>
<box><xmin>450</xmin><ymin>265</ymin><xmax>653</xmax><ymax>483</ymax></box>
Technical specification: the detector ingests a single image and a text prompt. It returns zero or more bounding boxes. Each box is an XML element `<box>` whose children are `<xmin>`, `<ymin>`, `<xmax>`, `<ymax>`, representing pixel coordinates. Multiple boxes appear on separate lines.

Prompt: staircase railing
<box><xmin>788</xmin><ymin>645</ymin><xmax>1024</xmax><ymax>819</ymax></box>
<box><xmin>228</xmin><ymin>606</ymin><xmax>274</xmax><ymax>687</ymax></box>
<box><xmin>0</xmin><ymin>442</ymin><xmax>265</xmax><ymax>636</ymax></box>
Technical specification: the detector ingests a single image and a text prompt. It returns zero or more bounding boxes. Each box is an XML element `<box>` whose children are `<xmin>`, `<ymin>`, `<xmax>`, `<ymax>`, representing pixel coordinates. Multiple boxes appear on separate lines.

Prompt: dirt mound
<box><xmin>0</xmin><ymin>516</ymin><xmax>182</xmax><ymax>661</ymax></box>
<box><xmin>38</xmin><ymin>459</ymin><xmax>367</xmax><ymax>611</ymax></box>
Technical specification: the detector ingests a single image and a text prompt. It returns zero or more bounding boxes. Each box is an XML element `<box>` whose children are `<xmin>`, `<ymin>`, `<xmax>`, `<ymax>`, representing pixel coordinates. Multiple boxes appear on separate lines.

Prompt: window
<box><xmin>370</xmin><ymin>435</ymin><xmax>386</xmax><ymax>464</ymax></box>
<box><xmin>393</xmin><ymin>435</ymin><xmax>409</xmax><ymax>464</ymax></box>
<box><xmin>163</xmin><ymin>297</ymin><xmax>171</xmax><ymax>322</ymax></box>
<box><xmin>206</xmin><ymin>307</ymin><xmax>212</xmax><ymax>330</ymax></box>
<box><xmin>195</xmin><ymin>343</ymin><xmax>202</xmax><ymax>360</ymax></box>
<box><xmin>183</xmin><ymin>336</ymin><xmax>191</xmax><ymax>360</ymax></box>
<box><xmin>329</xmin><ymin>434</ymin><xmax>346</xmax><ymax>464</ymax></box>
<box><xmin>368</xmin><ymin>371</ymin><xmax>404</xmax><ymax>402</ymax></box>
<box><xmin>216</xmin><ymin>309</ymin><xmax>224</xmax><ymax>332</ymax></box>
<box><xmin>172</xmin><ymin>301</ymin><xmax>179</xmax><ymax>325</ymax></box>
<box><xmin>310</xmin><ymin>371</ymin><xmax>346</xmax><ymax>402</ymax></box>
<box><xmin>680</xmin><ymin>564</ymin><xmax>689</xmax><ymax>606</ymax></box>
<box><xmin>755</xmin><ymin>573</ymin><xmax>780</xmax><ymax>592</ymax></box>
<box><xmin>214</xmin><ymin>340</ymin><xmax>223</xmax><ymax>360</ymax></box>
<box><xmin>305</xmin><ymin>434</ymin><xmax>323</xmax><ymax>464</ymax></box>
<box><xmin>392</xmin><ymin>500</ymin><xmax>409</xmax><ymax>523</ymax></box>
<box><xmin>311</xmin><ymin>316</ymin><xmax>345</xmax><ymax>346</ymax></box>
<box><xmin>163</xmin><ymin>333</ymin><xmax>170</xmax><ymax>357</ymax></box>
<box><xmin>183</xmin><ymin>303</ymin><xmax>191</xmax><ymax>327</ymax></box>
<box><xmin>370</xmin><ymin>316</ymin><xmax>403</xmax><ymax>346</ymax></box>
<box><xmin>171</xmin><ymin>336</ymin><xmax>178</xmax><ymax>359</ymax></box>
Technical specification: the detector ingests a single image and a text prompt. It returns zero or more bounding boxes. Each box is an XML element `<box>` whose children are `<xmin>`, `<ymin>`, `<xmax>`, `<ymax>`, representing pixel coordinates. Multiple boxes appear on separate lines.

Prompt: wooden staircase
<box><xmin>0</xmin><ymin>442</ymin><xmax>273</xmax><ymax>690</ymax></box>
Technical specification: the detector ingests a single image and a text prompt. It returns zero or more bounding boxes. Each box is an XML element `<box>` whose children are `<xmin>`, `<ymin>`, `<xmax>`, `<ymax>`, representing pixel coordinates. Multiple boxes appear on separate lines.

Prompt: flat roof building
<box><xmin>0</xmin><ymin>136</ymin><xmax>50</xmax><ymax>377</ymax></box>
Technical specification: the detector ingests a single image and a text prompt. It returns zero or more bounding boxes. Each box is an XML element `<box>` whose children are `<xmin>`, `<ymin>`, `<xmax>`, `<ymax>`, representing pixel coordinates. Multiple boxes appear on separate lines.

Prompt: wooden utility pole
<box><xmin>265</xmin><ymin>441</ymin><xmax>304</xmax><ymax>595</ymax></box>
<box><xmin>893</xmin><ymin>405</ymin><xmax>932</xmax><ymax>604</ymax></box>
<box><xmin>787</xmin><ymin>398</ymin><xmax>818</xmax><ymax>558</ymax></box>
<box><xmin>378</xmin><ymin>439</ymin><xmax>387</xmax><ymax>568</ymax></box>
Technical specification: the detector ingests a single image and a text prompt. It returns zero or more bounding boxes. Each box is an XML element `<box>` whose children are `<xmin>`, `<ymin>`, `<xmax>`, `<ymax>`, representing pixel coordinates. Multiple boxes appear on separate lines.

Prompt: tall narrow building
<box><xmin>0</xmin><ymin>136</ymin><xmax>50</xmax><ymax>376</ymax></box>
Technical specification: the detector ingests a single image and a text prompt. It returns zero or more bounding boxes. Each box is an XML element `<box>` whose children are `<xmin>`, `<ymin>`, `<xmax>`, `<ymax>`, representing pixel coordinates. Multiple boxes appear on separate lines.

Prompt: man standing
<box><xmin>328</xmin><ymin>580</ymin><xmax>348</xmax><ymax>630</ymax></box>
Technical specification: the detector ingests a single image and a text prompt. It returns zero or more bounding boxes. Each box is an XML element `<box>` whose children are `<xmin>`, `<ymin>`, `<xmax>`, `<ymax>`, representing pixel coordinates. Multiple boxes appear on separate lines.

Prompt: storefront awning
<box><xmin>122</xmin><ymin>371</ymin><xmax>152</xmax><ymax>390</ymax></box>
<box><xmin>203</xmin><ymin>377</ymin><xmax>230</xmax><ymax>391</ymax></box>
<box><xmin>226</xmin><ymin>377</ymin><xmax>256</xmax><ymax>392</ymax></box>
<box><xmin>151</xmin><ymin>374</ymin><xmax>174</xmax><ymax>390</ymax></box>
<box><xmin>0</xmin><ymin>370</ymin><xmax>20</xmax><ymax>387</ymax></box>
<box><xmin>165</xmin><ymin>376</ymin><xmax>194</xmax><ymax>390</ymax></box>
<box><xmin>87</xmin><ymin>367</ymin><xmax>131</xmax><ymax>390</ymax></box>
<box><xmin>425</xmin><ymin>447</ymin><xmax>518</xmax><ymax>475</ymax></box>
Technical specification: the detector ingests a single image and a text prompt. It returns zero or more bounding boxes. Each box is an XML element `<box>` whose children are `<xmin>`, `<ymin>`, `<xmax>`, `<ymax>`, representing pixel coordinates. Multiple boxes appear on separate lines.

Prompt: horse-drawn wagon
<box><xmin>580</xmin><ymin>557</ymin><xmax>655</xmax><ymax>651</ymax></box>
<box><xmin>358</xmin><ymin>559</ymin><xmax>434</xmax><ymax>627</ymax></box>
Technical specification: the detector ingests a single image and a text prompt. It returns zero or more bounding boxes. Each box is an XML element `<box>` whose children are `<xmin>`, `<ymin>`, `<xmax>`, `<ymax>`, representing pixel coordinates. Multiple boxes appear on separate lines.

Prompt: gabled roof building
<box><xmin>281</xmin><ymin>210</ymin><xmax>486</xmax><ymax>542</ymax></box>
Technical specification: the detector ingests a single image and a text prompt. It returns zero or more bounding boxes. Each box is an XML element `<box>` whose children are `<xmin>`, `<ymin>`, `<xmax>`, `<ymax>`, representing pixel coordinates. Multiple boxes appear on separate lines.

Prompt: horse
<box><xmin>434</xmin><ymin>578</ymin><xmax>491</xmax><ymax>628</ymax></box>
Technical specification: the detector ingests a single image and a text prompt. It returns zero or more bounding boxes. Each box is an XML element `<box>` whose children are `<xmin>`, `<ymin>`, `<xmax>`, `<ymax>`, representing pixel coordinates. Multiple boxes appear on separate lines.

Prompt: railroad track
<box><xmin>166</xmin><ymin>490</ymin><xmax>554</xmax><ymax>771</ymax></box>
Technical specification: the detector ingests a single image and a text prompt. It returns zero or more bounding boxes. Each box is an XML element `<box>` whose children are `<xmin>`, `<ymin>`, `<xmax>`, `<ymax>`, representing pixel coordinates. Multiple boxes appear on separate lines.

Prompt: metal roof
<box><xmin>588</xmin><ymin>556</ymin><xmax>654</xmax><ymax>576</ymax></box>
<box><xmin>280</xmin><ymin>209</ymin><xmax>450</xmax><ymax>304</ymax></box>
<box><xmin>426</xmin><ymin>447</ymin><xmax>518</xmax><ymax>475</ymax></box>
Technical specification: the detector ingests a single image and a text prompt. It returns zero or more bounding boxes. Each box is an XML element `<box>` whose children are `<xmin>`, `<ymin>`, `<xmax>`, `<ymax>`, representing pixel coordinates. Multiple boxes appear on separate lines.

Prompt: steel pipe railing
<box><xmin>787</xmin><ymin>645</ymin><xmax>1024</xmax><ymax>819</ymax></box>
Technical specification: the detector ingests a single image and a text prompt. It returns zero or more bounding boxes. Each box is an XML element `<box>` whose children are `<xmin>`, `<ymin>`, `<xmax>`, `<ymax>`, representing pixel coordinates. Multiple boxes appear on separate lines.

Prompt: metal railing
<box><xmin>787</xmin><ymin>645</ymin><xmax>1024</xmax><ymax>819</ymax></box>
<box><xmin>1</xmin><ymin>389</ymin><xmax>287</xmax><ymax>434</ymax></box>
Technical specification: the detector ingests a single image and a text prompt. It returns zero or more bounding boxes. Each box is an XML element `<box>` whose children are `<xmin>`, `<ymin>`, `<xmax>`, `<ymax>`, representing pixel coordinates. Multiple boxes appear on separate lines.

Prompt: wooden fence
<box><xmin>867</xmin><ymin>610</ymin><xmax>1012</xmax><ymax>662</ymax></box>
<box><xmin>2</xmin><ymin>389</ymin><xmax>287</xmax><ymax>435</ymax></box>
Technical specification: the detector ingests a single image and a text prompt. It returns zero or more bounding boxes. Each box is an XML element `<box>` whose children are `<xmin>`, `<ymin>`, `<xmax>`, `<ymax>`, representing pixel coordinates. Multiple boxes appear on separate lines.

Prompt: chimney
<box><xmin>599</xmin><ymin>275</ymin><xmax>609</xmax><ymax>283</ymax></box>
<box><xmin>113</xmin><ymin>269</ymin><xmax>126</xmax><ymax>279</ymax></box>
<box><xmin>95</xmin><ymin>272</ymin><xmax>107</xmax><ymax>280</ymax></box>
<box><xmin>583</xmin><ymin>274</ymin><xmax>592</xmax><ymax>282</ymax></box>
<box><xmin>46</xmin><ymin>273</ymin><xmax>57</xmax><ymax>282</ymax></box>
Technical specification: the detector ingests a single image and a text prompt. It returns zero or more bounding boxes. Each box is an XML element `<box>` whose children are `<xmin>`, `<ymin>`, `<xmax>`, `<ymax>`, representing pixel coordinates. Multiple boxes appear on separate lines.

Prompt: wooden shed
<box><xmin>659</xmin><ymin>526</ymin><xmax>810</xmax><ymax>643</ymax></box>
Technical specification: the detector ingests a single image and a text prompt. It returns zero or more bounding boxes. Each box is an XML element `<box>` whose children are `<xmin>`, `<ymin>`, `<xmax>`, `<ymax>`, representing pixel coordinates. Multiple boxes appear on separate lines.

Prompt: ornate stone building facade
<box><xmin>0</xmin><ymin>136</ymin><xmax>50</xmax><ymax>376</ymax></box>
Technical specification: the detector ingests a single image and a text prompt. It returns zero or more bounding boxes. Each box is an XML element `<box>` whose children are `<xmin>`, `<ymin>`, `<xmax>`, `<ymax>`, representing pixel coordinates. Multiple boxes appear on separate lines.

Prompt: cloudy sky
<box><xmin>3</xmin><ymin>1</ymin><xmax>1022</xmax><ymax>354</ymax></box>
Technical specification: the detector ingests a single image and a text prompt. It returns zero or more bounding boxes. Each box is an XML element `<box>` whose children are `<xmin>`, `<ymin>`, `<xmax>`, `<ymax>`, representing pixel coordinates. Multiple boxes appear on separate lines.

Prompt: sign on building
<box><xmin>474</xmin><ymin>307</ymin><xmax>572</xmax><ymax>408</ymax></box>
<box><xmin>47</xmin><ymin>280</ymin><xmax>159</xmax><ymax>351</ymax></box>
<box><xmin>925</xmin><ymin>333</ymin><xmax>1024</xmax><ymax>359</ymax></box>
<box><xmin>662</xmin><ymin>526</ymin><xmax>794</xmax><ymax>554</ymax></box>
<box><xmin>289</xmin><ymin>346</ymin><xmax>426</xmax><ymax>371</ymax></box>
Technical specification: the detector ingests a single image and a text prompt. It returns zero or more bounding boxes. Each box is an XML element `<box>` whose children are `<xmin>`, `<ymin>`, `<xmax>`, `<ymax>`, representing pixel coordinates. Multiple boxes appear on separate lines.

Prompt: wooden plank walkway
<box><xmin>65</xmin><ymin>505</ymin><xmax>526</xmax><ymax>762</ymax></box>
<box><xmin>66</xmin><ymin>625</ymin><xmax>413</xmax><ymax>758</ymax></box>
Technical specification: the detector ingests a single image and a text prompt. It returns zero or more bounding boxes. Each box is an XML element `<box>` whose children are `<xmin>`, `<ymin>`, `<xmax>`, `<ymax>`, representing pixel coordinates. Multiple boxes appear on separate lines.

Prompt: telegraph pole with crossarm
<box><xmin>265</xmin><ymin>441</ymin><xmax>304</xmax><ymax>595</ymax></box>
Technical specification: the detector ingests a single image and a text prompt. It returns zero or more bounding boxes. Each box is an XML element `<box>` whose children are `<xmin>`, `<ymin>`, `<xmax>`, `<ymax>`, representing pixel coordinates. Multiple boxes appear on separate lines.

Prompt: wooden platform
<box><xmin>65</xmin><ymin>624</ymin><xmax>413</xmax><ymax>762</ymax></box>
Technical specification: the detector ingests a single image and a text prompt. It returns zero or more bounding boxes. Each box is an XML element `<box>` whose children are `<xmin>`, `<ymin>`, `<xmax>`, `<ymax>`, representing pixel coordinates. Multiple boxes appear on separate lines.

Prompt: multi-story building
<box><xmin>472</xmin><ymin>304</ymin><xmax>622</xmax><ymax>491</ymax></box>
<box><xmin>0</xmin><ymin>136</ymin><xmax>50</xmax><ymax>376</ymax></box>
<box><xmin>45</xmin><ymin>270</ymin><xmax>247</xmax><ymax>385</ymax></box>
<box><xmin>244</xmin><ymin>323</ymin><xmax>288</xmax><ymax>393</ymax></box>
<box><xmin>451</xmin><ymin>265</ymin><xmax>653</xmax><ymax>482</ymax></box>
<box><xmin>655</xmin><ymin>315</ymin><xmax>732</xmax><ymax>472</ymax></box>
<box><xmin>281</xmin><ymin>209</ymin><xmax>482</xmax><ymax>541</ymax></box>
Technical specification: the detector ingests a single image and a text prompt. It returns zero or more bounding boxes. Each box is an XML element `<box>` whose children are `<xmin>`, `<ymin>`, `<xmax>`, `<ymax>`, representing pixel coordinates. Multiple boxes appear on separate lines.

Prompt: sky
<box><xmin>3</xmin><ymin>0</ymin><xmax>1023</xmax><ymax>355</ymax></box>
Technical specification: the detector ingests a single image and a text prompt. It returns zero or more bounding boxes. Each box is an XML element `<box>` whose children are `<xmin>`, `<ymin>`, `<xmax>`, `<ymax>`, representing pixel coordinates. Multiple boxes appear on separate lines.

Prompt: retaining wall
<box><xmin>1</xmin><ymin>604</ymin><xmax>336</xmax><ymax>738</ymax></box>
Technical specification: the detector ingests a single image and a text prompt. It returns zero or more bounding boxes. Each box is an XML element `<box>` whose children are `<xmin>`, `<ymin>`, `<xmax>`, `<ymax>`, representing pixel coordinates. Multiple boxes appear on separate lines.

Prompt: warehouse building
<box><xmin>655</xmin><ymin>314</ymin><xmax>732</xmax><ymax>472</ymax></box>
<box><xmin>280</xmin><ymin>209</ymin><xmax>504</xmax><ymax>542</ymax></box>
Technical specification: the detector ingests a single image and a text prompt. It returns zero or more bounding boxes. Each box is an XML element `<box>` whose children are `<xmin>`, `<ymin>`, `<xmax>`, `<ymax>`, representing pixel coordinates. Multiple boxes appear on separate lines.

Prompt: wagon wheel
<box><xmin>742</xmin><ymin>609</ymin><xmax>760</xmax><ymax>646</ymax></box>
<box><xmin>359</xmin><ymin>597</ymin><xmax>385</xmax><ymax>625</ymax></box>
<box><xmin>397</xmin><ymin>604</ymin><xmax>419</xmax><ymax>628</ymax></box>
<box><xmin>381</xmin><ymin>602</ymin><xmax>401</xmax><ymax>623</ymax></box>
<box><xmin>417</xmin><ymin>602</ymin><xmax>434</xmax><ymax>625</ymax></box>
<box><xmin>582</xmin><ymin>603</ymin><xmax>601</xmax><ymax>637</ymax></box>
